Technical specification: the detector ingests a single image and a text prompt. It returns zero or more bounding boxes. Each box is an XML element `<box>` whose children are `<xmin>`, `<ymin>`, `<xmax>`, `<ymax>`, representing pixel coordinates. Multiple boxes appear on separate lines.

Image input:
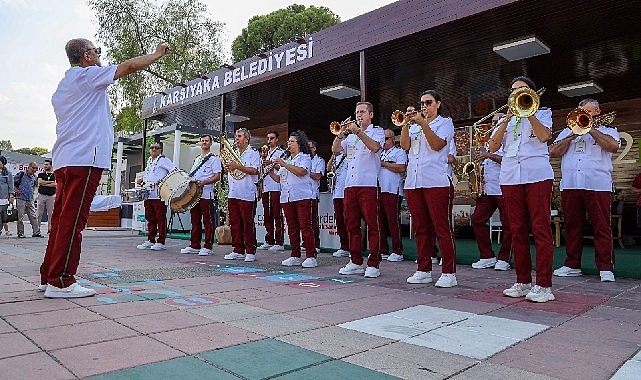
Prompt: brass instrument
<box><xmin>254</xmin><ymin>148</ymin><xmax>291</xmax><ymax>187</ymax></box>
<box><xmin>219</xmin><ymin>135</ymin><xmax>246</xmax><ymax>180</ymax></box>
<box><xmin>330</xmin><ymin>118</ymin><xmax>357</xmax><ymax>136</ymax></box>
<box><xmin>326</xmin><ymin>171</ymin><xmax>336</xmax><ymax>193</ymax></box>
<box><xmin>508</xmin><ymin>86</ymin><xmax>543</xmax><ymax>118</ymax></box>
<box><xmin>390</xmin><ymin>109</ymin><xmax>423</xmax><ymax>127</ymax></box>
<box><xmin>567</xmin><ymin>108</ymin><xmax>616</xmax><ymax>135</ymax></box>
<box><xmin>259</xmin><ymin>145</ymin><xmax>269</xmax><ymax>160</ymax></box>
<box><xmin>462</xmin><ymin>123</ymin><xmax>493</xmax><ymax>200</ymax></box>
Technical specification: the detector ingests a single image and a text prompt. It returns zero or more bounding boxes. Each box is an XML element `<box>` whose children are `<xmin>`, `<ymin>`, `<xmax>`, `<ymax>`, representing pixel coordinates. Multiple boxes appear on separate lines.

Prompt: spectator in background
<box><xmin>37</xmin><ymin>159</ymin><xmax>56</xmax><ymax>234</ymax></box>
<box><xmin>307</xmin><ymin>140</ymin><xmax>325</xmax><ymax>253</ymax></box>
<box><xmin>0</xmin><ymin>156</ymin><xmax>14</xmax><ymax>236</ymax></box>
<box><xmin>14</xmin><ymin>162</ymin><xmax>41</xmax><ymax>238</ymax></box>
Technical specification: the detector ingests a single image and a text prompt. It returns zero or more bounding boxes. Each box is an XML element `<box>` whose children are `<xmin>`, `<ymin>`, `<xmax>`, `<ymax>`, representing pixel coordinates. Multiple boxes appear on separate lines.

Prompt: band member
<box><xmin>402</xmin><ymin>91</ymin><xmax>457</xmax><ymax>287</ymax></box>
<box><xmin>489</xmin><ymin>76</ymin><xmax>555</xmax><ymax>303</ymax></box>
<box><xmin>37</xmin><ymin>159</ymin><xmax>56</xmax><ymax>235</ymax></box>
<box><xmin>327</xmin><ymin>151</ymin><xmax>349</xmax><ymax>257</ymax></box>
<box><xmin>331</xmin><ymin>101</ymin><xmax>385</xmax><ymax>278</ymax></box>
<box><xmin>224</xmin><ymin>128</ymin><xmax>260</xmax><ymax>262</ymax></box>
<box><xmin>470</xmin><ymin>113</ymin><xmax>512</xmax><ymax>271</ymax></box>
<box><xmin>550</xmin><ymin>98</ymin><xmax>620</xmax><ymax>282</ymax></box>
<box><xmin>379</xmin><ymin>128</ymin><xmax>407</xmax><ymax>262</ymax></box>
<box><xmin>308</xmin><ymin>140</ymin><xmax>325</xmax><ymax>252</ymax></box>
<box><xmin>257</xmin><ymin>130</ymin><xmax>285</xmax><ymax>252</ymax></box>
<box><xmin>180</xmin><ymin>135</ymin><xmax>222</xmax><ymax>256</ymax></box>
<box><xmin>269</xmin><ymin>131</ymin><xmax>317</xmax><ymax>267</ymax></box>
<box><xmin>137</xmin><ymin>143</ymin><xmax>176</xmax><ymax>251</ymax></box>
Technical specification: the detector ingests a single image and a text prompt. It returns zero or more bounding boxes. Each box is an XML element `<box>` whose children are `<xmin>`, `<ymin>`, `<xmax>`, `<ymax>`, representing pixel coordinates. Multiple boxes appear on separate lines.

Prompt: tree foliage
<box><xmin>88</xmin><ymin>0</ymin><xmax>226</xmax><ymax>132</ymax></box>
<box><xmin>14</xmin><ymin>147</ymin><xmax>49</xmax><ymax>156</ymax></box>
<box><xmin>0</xmin><ymin>140</ymin><xmax>12</xmax><ymax>152</ymax></box>
<box><xmin>231</xmin><ymin>4</ymin><xmax>340</xmax><ymax>62</ymax></box>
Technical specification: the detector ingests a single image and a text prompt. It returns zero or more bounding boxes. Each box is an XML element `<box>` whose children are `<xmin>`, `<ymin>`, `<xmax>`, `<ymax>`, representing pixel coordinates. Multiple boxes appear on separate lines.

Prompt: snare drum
<box><xmin>158</xmin><ymin>169</ymin><xmax>202</xmax><ymax>212</ymax></box>
<box><xmin>121</xmin><ymin>188</ymin><xmax>150</xmax><ymax>203</ymax></box>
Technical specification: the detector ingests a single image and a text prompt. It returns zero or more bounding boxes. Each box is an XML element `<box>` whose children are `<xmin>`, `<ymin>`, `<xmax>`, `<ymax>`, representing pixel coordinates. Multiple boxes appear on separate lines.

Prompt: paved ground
<box><xmin>0</xmin><ymin>225</ymin><xmax>640</xmax><ymax>379</ymax></box>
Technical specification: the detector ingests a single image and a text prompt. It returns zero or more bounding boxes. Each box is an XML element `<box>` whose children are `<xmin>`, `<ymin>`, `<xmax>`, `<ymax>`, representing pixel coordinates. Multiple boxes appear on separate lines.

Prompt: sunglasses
<box><xmin>85</xmin><ymin>47</ymin><xmax>101</xmax><ymax>55</ymax></box>
<box><xmin>385</xmin><ymin>136</ymin><xmax>395</xmax><ymax>140</ymax></box>
<box><xmin>150</xmin><ymin>146</ymin><xmax>161</xmax><ymax>150</ymax></box>
<box><xmin>419</xmin><ymin>100</ymin><xmax>434</xmax><ymax>106</ymax></box>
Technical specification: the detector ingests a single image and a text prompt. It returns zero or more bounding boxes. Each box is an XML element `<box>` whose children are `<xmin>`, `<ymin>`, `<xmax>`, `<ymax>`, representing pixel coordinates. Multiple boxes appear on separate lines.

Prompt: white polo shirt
<box><xmin>447</xmin><ymin>138</ymin><xmax>457</xmax><ymax>177</ymax></box>
<box><xmin>404</xmin><ymin>116</ymin><xmax>454</xmax><ymax>189</ymax></box>
<box><xmin>279</xmin><ymin>153</ymin><xmax>314</xmax><ymax>203</ymax></box>
<box><xmin>379</xmin><ymin>146</ymin><xmax>407</xmax><ymax>195</ymax></box>
<box><xmin>228</xmin><ymin>147</ymin><xmax>260</xmax><ymax>201</ymax></box>
<box><xmin>262</xmin><ymin>147</ymin><xmax>285</xmax><ymax>193</ymax></box>
<box><xmin>190</xmin><ymin>153</ymin><xmax>223</xmax><ymax>200</ymax></box>
<box><xmin>145</xmin><ymin>156</ymin><xmax>176</xmax><ymax>199</ymax></box>
<box><xmin>331</xmin><ymin>153</ymin><xmax>348</xmax><ymax>200</ymax></box>
<box><xmin>482</xmin><ymin>149</ymin><xmax>503</xmax><ymax>196</ymax></box>
<box><xmin>341</xmin><ymin>124</ymin><xmax>385</xmax><ymax>188</ymax></box>
<box><xmin>554</xmin><ymin>125</ymin><xmax>620</xmax><ymax>192</ymax></box>
<box><xmin>51</xmin><ymin>65</ymin><xmax>118</xmax><ymax>170</ymax></box>
<box><xmin>498</xmin><ymin>108</ymin><xmax>554</xmax><ymax>185</ymax></box>
<box><xmin>310</xmin><ymin>154</ymin><xmax>326</xmax><ymax>198</ymax></box>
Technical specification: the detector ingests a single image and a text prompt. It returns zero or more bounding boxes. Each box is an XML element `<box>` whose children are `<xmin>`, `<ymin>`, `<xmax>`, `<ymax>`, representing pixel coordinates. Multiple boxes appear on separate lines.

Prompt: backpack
<box><xmin>13</xmin><ymin>171</ymin><xmax>24</xmax><ymax>189</ymax></box>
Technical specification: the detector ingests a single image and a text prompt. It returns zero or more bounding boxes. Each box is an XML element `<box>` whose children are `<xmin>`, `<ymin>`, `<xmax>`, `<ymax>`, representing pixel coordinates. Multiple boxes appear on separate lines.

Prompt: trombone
<box><xmin>567</xmin><ymin>108</ymin><xmax>616</xmax><ymax>135</ymax></box>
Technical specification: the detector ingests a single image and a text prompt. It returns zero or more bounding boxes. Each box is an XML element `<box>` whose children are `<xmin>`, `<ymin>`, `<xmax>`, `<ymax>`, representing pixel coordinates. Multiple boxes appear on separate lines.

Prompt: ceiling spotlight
<box><xmin>558</xmin><ymin>80</ymin><xmax>603</xmax><ymax>97</ymax></box>
<box><xmin>493</xmin><ymin>35</ymin><xmax>550</xmax><ymax>61</ymax></box>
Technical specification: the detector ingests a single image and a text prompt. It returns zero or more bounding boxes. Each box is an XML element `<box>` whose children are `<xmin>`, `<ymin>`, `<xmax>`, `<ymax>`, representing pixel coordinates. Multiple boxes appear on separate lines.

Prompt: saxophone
<box><xmin>219</xmin><ymin>135</ymin><xmax>246</xmax><ymax>180</ymax></box>
<box><xmin>462</xmin><ymin>124</ymin><xmax>492</xmax><ymax>200</ymax></box>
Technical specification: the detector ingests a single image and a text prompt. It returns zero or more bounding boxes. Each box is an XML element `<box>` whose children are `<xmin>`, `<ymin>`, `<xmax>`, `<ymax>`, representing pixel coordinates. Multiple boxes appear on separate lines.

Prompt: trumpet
<box><xmin>567</xmin><ymin>108</ymin><xmax>616</xmax><ymax>136</ymax></box>
<box><xmin>330</xmin><ymin>118</ymin><xmax>358</xmax><ymax>136</ymax></box>
<box><xmin>391</xmin><ymin>109</ymin><xmax>423</xmax><ymax>127</ymax></box>
<box><xmin>254</xmin><ymin>148</ymin><xmax>291</xmax><ymax>187</ymax></box>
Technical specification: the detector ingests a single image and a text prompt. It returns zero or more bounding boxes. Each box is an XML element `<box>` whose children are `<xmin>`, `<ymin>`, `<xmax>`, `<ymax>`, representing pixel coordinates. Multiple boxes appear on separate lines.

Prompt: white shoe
<box><xmin>302</xmin><ymin>257</ymin><xmax>318</xmax><ymax>268</ymax></box>
<box><xmin>381</xmin><ymin>254</ymin><xmax>390</xmax><ymax>260</ymax></box>
<box><xmin>137</xmin><ymin>241</ymin><xmax>153</xmax><ymax>250</ymax></box>
<box><xmin>438</xmin><ymin>258</ymin><xmax>442</xmax><ymax>266</ymax></box>
<box><xmin>37</xmin><ymin>284</ymin><xmax>48</xmax><ymax>292</ymax></box>
<box><xmin>600</xmin><ymin>271</ymin><xmax>615</xmax><ymax>282</ymax></box>
<box><xmin>407</xmin><ymin>271</ymin><xmax>432</xmax><ymax>284</ymax></box>
<box><xmin>257</xmin><ymin>243</ymin><xmax>272</xmax><ymax>250</ymax></box>
<box><xmin>387</xmin><ymin>253</ymin><xmax>404</xmax><ymax>262</ymax></box>
<box><xmin>525</xmin><ymin>285</ymin><xmax>555</xmax><ymax>303</ymax></box>
<box><xmin>282</xmin><ymin>256</ymin><xmax>303</xmax><ymax>266</ymax></box>
<box><xmin>553</xmin><ymin>266</ymin><xmax>582</xmax><ymax>277</ymax></box>
<box><xmin>181</xmin><ymin>246</ymin><xmax>200</xmax><ymax>254</ymax></box>
<box><xmin>224</xmin><ymin>252</ymin><xmax>245</xmax><ymax>260</ymax></box>
<box><xmin>301</xmin><ymin>247</ymin><xmax>306</xmax><ymax>252</ymax></box>
<box><xmin>268</xmin><ymin>245</ymin><xmax>285</xmax><ymax>251</ymax></box>
<box><xmin>503</xmin><ymin>283</ymin><xmax>532</xmax><ymax>298</ymax></box>
<box><xmin>471</xmin><ymin>257</ymin><xmax>497</xmax><ymax>269</ymax></box>
<box><xmin>198</xmin><ymin>248</ymin><xmax>213</xmax><ymax>256</ymax></box>
<box><xmin>339</xmin><ymin>261</ymin><xmax>365</xmax><ymax>275</ymax></box>
<box><xmin>315</xmin><ymin>248</ymin><xmax>320</xmax><ymax>253</ymax></box>
<box><xmin>364</xmin><ymin>266</ymin><xmax>380</xmax><ymax>278</ymax></box>
<box><xmin>44</xmin><ymin>283</ymin><xmax>96</xmax><ymax>298</ymax></box>
<box><xmin>150</xmin><ymin>243</ymin><xmax>166</xmax><ymax>251</ymax></box>
<box><xmin>435</xmin><ymin>273</ymin><xmax>457</xmax><ymax>288</ymax></box>
<box><xmin>494</xmin><ymin>260</ymin><xmax>510</xmax><ymax>271</ymax></box>
<box><xmin>332</xmin><ymin>249</ymin><xmax>349</xmax><ymax>257</ymax></box>
<box><xmin>244</xmin><ymin>254</ymin><xmax>256</xmax><ymax>262</ymax></box>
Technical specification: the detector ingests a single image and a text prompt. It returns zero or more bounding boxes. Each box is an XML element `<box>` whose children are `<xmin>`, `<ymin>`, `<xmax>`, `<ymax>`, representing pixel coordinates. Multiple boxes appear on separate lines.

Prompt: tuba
<box><xmin>219</xmin><ymin>135</ymin><xmax>246</xmax><ymax>180</ymax></box>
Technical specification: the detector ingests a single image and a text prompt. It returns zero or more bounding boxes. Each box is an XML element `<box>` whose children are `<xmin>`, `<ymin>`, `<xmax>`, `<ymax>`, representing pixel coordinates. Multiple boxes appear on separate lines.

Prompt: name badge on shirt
<box><xmin>347</xmin><ymin>145</ymin><xmax>356</xmax><ymax>157</ymax></box>
<box><xmin>410</xmin><ymin>139</ymin><xmax>420</xmax><ymax>155</ymax></box>
<box><xmin>281</xmin><ymin>170</ymin><xmax>288</xmax><ymax>182</ymax></box>
<box><xmin>574</xmin><ymin>139</ymin><xmax>586</xmax><ymax>154</ymax></box>
<box><xmin>505</xmin><ymin>140</ymin><xmax>519</xmax><ymax>157</ymax></box>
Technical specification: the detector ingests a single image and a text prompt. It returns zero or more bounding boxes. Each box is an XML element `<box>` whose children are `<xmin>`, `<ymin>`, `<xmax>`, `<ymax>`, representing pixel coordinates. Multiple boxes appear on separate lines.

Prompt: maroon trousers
<box><xmin>189</xmin><ymin>198</ymin><xmax>214</xmax><ymax>250</ymax></box>
<box><xmin>405</xmin><ymin>186</ymin><xmax>456</xmax><ymax>274</ymax></box>
<box><xmin>471</xmin><ymin>195</ymin><xmax>512</xmax><ymax>262</ymax></box>
<box><xmin>144</xmin><ymin>199</ymin><xmax>168</xmax><ymax>245</ymax></box>
<box><xmin>561</xmin><ymin>189</ymin><xmax>614</xmax><ymax>271</ymax></box>
<box><xmin>501</xmin><ymin>180</ymin><xmax>553</xmax><ymax>287</ymax></box>
<box><xmin>40</xmin><ymin>166</ymin><xmax>102</xmax><ymax>288</ymax></box>
<box><xmin>333</xmin><ymin>198</ymin><xmax>349</xmax><ymax>251</ymax></box>
<box><xmin>262</xmin><ymin>191</ymin><xmax>284</xmax><ymax>245</ymax></box>
<box><xmin>344</xmin><ymin>187</ymin><xmax>382</xmax><ymax>267</ymax></box>
<box><xmin>379</xmin><ymin>192</ymin><xmax>403</xmax><ymax>255</ymax></box>
<box><xmin>312</xmin><ymin>198</ymin><xmax>320</xmax><ymax>249</ymax></box>
<box><xmin>282</xmin><ymin>199</ymin><xmax>316</xmax><ymax>258</ymax></box>
<box><xmin>228</xmin><ymin>198</ymin><xmax>257</xmax><ymax>254</ymax></box>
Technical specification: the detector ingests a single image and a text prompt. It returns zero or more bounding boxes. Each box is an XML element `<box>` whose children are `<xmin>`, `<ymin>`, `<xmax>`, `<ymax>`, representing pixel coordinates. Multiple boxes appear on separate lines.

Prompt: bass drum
<box><xmin>157</xmin><ymin>169</ymin><xmax>202</xmax><ymax>213</ymax></box>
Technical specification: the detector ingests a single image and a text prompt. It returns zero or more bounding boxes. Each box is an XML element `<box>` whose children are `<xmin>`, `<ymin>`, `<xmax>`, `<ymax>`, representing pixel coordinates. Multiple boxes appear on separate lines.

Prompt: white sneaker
<box><xmin>282</xmin><ymin>256</ymin><xmax>303</xmax><ymax>266</ymax></box>
<box><xmin>150</xmin><ymin>243</ymin><xmax>166</xmax><ymax>251</ymax></box>
<box><xmin>553</xmin><ymin>266</ymin><xmax>582</xmax><ymax>277</ymax></box>
<box><xmin>494</xmin><ymin>260</ymin><xmax>510</xmax><ymax>271</ymax></box>
<box><xmin>37</xmin><ymin>284</ymin><xmax>48</xmax><ymax>292</ymax></box>
<box><xmin>439</xmin><ymin>258</ymin><xmax>443</xmax><ymax>266</ymax></box>
<box><xmin>431</xmin><ymin>257</ymin><xmax>439</xmax><ymax>265</ymax></box>
<box><xmin>339</xmin><ymin>261</ymin><xmax>365</xmax><ymax>275</ymax></box>
<box><xmin>407</xmin><ymin>271</ymin><xmax>432</xmax><ymax>284</ymax></box>
<box><xmin>525</xmin><ymin>285</ymin><xmax>555</xmax><ymax>303</ymax></box>
<box><xmin>332</xmin><ymin>249</ymin><xmax>350</xmax><ymax>257</ymax></box>
<box><xmin>364</xmin><ymin>266</ymin><xmax>380</xmax><ymax>278</ymax></box>
<box><xmin>269</xmin><ymin>245</ymin><xmax>285</xmax><ymax>251</ymax></box>
<box><xmin>387</xmin><ymin>253</ymin><xmax>404</xmax><ymax>262</ymax></box>
<box><xmin>301</xmin><ymin>247</ymin><xmax>306</xmax><ymax>252</ymax></box>
<box><xmin>244</xmin><ymin>254</ymin><xmax>256</xmax><ymax>262</ymax></box>
<box><xmin>198</xmin><ymin>248</ymin><xmax>213</xmax><ymax>256</ymax></box>
<box><xmin>600</xmin><ymin>271</ymin><xmax>615</xmax><ymax>282</ymax></box>
<box><xmin>503</xmin><ymin>283</ymin><xmax>532</xmax><ymax>298</ymax></box>
<box><xmin>257</xmin><ymin>243</ymin><xmax>272</xmax><ymax>250</ymax></box>
<box><xmin>224</xmin><ymin>252</ymin><xmax>245</xmax><ymax>260</ymax></box>
<box><xmin>315</xmin><ymin>248</ymin><xmax>320</xmax><ymax>253</ymax></box>
<box><xmin>471</xmin><ymin>257</ymin><xmax>497</xmax><ymax>269</ymax></box>
<box><xmin>381</xmin><ymin>254</ymin><xmax>390</xmax><ymax>260</ymax></box>
<box><xmin>137</xmin><ymin>241</ymin><xmax>154</xmax><ymax>250</ymax></box>
<box><xmin>435</xmin><ymin>273</ymin><xmax>457</xmax><ymax>288</ymax></box>
<box><xmin>302</xmin><ymin>257</ymin><xmax>318</xmax><ymax>268</ymax></box>
<box><xmin>44</xmin><ymin>283</ymin><xmax>96</xmax><ymax>298</ymax></box>
<box><xmin>181</xmin><ymin>246</ymin><xmax>200</xmax><ymax>254</ymax></box>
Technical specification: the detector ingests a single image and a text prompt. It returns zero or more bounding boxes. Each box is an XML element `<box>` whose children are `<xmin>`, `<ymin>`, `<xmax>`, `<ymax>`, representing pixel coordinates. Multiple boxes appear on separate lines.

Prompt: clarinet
<box><xmin>254</xmin><ymin>148</ymin><xmax>291</xmax><ymax>187</ymax></box>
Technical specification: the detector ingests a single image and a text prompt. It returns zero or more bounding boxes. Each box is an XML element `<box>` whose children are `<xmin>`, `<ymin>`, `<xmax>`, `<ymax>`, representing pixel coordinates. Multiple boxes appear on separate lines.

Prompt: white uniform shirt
<box><xmin>379</xmin><ymin>146</ymin><xmax>407</xmax><ymax>195</ymax></box>
<box><xmin>404</xmin><ymin>116</ymin><xmax>454</xmax><ymax>189</ymax></box>
<box><xmin>554</xmin><ymin>125</ymin><xmax>620</xmax><ymax>192</ymax></box>
<box><xmin>279</xmin><ymin>153</ymin><xmax>314</xmax><ymax>203</ymax></box>
<box><xmin>310</xmin><ymin>154</ymin><xmax>326</xmax><ymax>198</ymax></box>
<box><xmin>447</xmin><ymin>138</ymin><xmax>457</xmax><ymax>177</ymax></box>
<box><xmin>331</xmin><ymin>153</ymin><xmax>348</xmax><ymax>200</ymax></box>
<box><xmin>228</xmin><ymin>147</ymin><xmax>260</xmax><ymax>201</ymax></box>
<box><xmin>145</xmin><ymin>156</ymin><xmax>176</xmax><ymax>199</ymax></box>
<box><xmin>262</xmin><ymin>147</ymin><xmax>285</xmax><ymax>193</ymax></box>
<box><xmin>482</xmin><ymin>149</ymin><xmax>503</xmax><ymax>196</ymax></box>
<box><xmin>498</xmin><ymin>108</ymin><xmax>554</xmax><ymax>185</ymax></box>
<box><xmin>51</xmin><ymin>65</ymin><xmax>118</xmax><ymax>170</ymax></box>
<box><xmin>190</xmin><ymin>153</ymin><xmax>223</xmax><ymax>200</ymax></box>
<box><xmin>341</xmin><ymin>124</ymin><xmax>385</xmax><ymax>188</ymax></box>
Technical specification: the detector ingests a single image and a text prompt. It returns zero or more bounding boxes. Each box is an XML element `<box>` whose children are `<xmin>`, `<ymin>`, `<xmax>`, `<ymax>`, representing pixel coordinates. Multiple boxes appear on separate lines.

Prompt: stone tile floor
<box><xmin>0</xmin><ymin>227</ymin><xmax>639</xmax><ymax>379</ymax></box>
